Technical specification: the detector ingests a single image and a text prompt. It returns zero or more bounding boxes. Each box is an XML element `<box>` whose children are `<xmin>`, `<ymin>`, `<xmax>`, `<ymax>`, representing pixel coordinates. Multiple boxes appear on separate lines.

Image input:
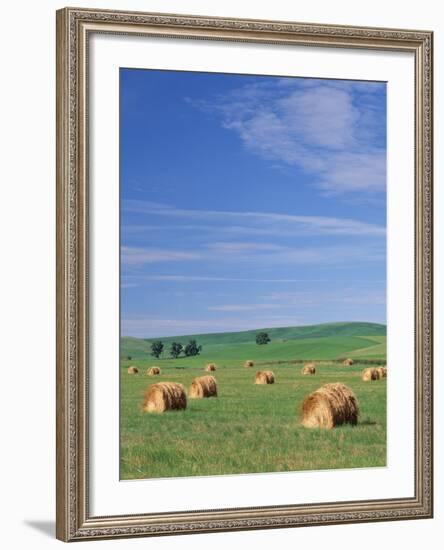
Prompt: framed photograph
<box><xmin>56</xmin><ymin>7</ymin><xmax>433</xmax><ymax>542</ymax></box>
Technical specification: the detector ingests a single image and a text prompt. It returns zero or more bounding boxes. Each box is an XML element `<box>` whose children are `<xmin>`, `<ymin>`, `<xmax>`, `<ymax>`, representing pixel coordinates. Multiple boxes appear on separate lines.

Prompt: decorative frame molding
<box><xmin>56</xmin><ymin>7</ymin><xmax>433</xmax><ymax>542</ymax></box>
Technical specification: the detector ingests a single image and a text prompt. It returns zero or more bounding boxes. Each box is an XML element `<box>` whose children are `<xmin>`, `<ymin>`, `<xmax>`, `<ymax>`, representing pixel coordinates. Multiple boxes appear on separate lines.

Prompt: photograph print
<box><xmin>119</xmin><ymin>68</ymin><xmax>387</xmax><ymax>480</ymax></box>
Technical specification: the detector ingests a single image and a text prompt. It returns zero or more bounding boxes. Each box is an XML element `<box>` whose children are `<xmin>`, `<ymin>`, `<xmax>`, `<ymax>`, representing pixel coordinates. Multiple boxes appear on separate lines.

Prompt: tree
<box><xmin>255</xmin><ymin>332</ymin><xmax>271</xmax><ymax>345</ymax></box>
<box><xmin>150</xmin><ymin>340</ymin><xmax>164</xmax><ymax>358</ymax></box>
<box><xmin>170</xmin><ymin>342</ymin><xmax>183</xmax><ymax>359</ymax></box>
<box><xmin>184</xmin><ymin>339</ymin><xmax>202</xmax><ymax>357</ymax></box>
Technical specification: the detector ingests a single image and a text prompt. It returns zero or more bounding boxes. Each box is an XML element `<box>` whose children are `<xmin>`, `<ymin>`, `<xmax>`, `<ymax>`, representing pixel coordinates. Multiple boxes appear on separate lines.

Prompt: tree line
<box><xmin>126</xmin><ymin>332</ymin><xmax>271</xmax><ymax>361</ymax></box>
<box><xmin>149</xmin><ymin>339</ymin><xmax>202</xmax><ymax>359</ymax></box>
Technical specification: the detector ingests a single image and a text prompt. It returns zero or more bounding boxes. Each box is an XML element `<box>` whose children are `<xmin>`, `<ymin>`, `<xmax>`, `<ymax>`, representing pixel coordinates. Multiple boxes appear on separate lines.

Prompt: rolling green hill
<box><xmin>121</xmin><ymin>322</ymin><xmax>386</xmax><ymax>361</ymax></box>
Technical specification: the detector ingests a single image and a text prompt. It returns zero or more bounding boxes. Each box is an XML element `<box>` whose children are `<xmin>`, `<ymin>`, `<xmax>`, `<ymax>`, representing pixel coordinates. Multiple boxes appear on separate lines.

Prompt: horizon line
<box><xmin>121</xmin><ymin>320</ymin><xmax>387</xmax><ymax>341</ymax></box>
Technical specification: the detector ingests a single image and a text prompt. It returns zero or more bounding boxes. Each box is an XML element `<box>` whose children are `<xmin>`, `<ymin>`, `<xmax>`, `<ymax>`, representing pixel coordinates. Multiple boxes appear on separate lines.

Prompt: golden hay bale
<box><xmin>362</xmin><ymin>367</ymin><xmax>381</xmax><ymax>381</ymax></box>
<box><xmin>301</xmin><ymin>383</ymin><xmax>359</xmax><ymax>429</ymax></box>
<box><xmin>189</xmin><ymin>375</ymin><xmax>218</xmax><ymax>399</ymax></box>
<box><xmin>254</xmin><ymin>370</ymin><xmax>275</xmax><ymax>384</ymax></box>
<box><xmin>146</xmin><ymin>367</ymin><xmax>161</xmax><ymax>376</ymax></box>
<box><xmin>142</xmin><ymin>382</ymin><xmax>187</xmax><ymax>413</ymax></box>
<box><xmin>376</xmin><ymin>366</ymin><xmax>387</xmax><ymax>378</ymax></box>
<box><xmin>342</xmin><ymin>358</ymin><xmax>354</xmax><ymax>366</ymax></box>
<box><xmin>127</xmin><ymin>366</ymin><xmax>138</xmax><ymax>374</ymax></box>
<box><xmin>205</xmin><ymin>363</ymin><xmax>217</xmax><ymax>372</ymax></box>
<box><xmin>244</xmin><ymin>360</ymin><xmax>254</xmax><ymax>368</ymax></box>
<box><xmin>301</xmin><ymin>364</ymin><xmax>316</xmax><ymax>375</ymax></box>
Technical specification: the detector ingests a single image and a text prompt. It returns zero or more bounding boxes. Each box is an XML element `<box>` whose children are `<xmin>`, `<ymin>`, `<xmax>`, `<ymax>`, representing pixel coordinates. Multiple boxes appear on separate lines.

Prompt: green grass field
<box><xmin>120</xmin><ymin>323</ymin><xmax>387</xmax><ymax>480</ymax></box>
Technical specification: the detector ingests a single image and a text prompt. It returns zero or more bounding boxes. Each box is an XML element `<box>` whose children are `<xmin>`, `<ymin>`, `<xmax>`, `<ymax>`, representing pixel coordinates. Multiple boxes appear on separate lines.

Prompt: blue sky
<box><xmin>120</xmin><ymin>69</ymin><xmax>386</xmax><ymax>338</ymax></box>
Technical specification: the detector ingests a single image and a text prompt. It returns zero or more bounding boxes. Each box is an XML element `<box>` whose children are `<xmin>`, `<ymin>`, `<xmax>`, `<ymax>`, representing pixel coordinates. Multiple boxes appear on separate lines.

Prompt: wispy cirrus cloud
<box><xmin>189</xmin><ymin>78</ymin><xmax>386</xmax><ymax>195</ymax></box>
<box><xmin>207</xmin><ymin>242</ymin><xmax>284</xmax><ymax>253</ymax></box>
<box><xmin>208</xmin><ymin>304</ymin><xmax>281</xmax><ymax>312</ymax></box>
<box><xmin>121</xmin><ymin>203</ymin><xmax>385</xmax><ymax>269</ymax></box>
<box><xmin>121</xmin><ymin>241</ymin><xmax>384</xmax><ymax>269</ymax></box>
<box><xmin>121</xmin><ymin>246</ymin><xmax>201</xmax><ymax>265</ymax></box>
<box><xmin>207</xmin><ymin>288</ymin><xmax>386</xmax><ymax>313</ymax></box>
<box><xmin>262</xmin><ymin>288</ymin><xmax>386</xmax><ymax>306</ymax></box>
<box><xmin>123</xmin><ymin>200</ymin><xmax>385</xmax><ymax>237</ymax></box>
<box><xmin>121</xmin><ymin>274</ymin><xmax>338</xmax><ymax>286</ymax></box>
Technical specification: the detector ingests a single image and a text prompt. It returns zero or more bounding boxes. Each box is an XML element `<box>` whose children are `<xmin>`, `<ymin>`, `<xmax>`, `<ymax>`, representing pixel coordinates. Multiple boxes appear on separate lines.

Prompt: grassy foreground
<box><xmin>120</xmin><ymin>333</ymin><xmax>386</xmax><ymax>480</ymax></box>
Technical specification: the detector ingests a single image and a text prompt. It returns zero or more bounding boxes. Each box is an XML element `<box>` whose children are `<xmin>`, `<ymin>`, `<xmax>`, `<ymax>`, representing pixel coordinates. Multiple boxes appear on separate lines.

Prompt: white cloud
<box><xmin>277</xmin><ymin>86</ymin><xmax>359</xmax><ymax>150</ymax></box>
<box><xmin>121</xmin><ymin>204</ymin><xmax>385</xmax><ymax>271</ymax></box>
<box><xmin>318</xmin><ymin>151</ymin><xmax>386</xmax><ymax>193</ymax></box>
<box><xmin>207</xmin><ymin>304</ymin><xmax>280</xmax><ymax>312</ymax></box>
<box><xmin>122</xmin><ymin>274</ymin><xmax>335</xmax><ymax>285</ymax></box>
<box><xmin>121</xmin><ymin>241</ymin><xmax>383</xmax><ymax>270</ymax></box>
<box><xmin>207</xmin><ymin>288</ymin><xmax>386</xmax><ymax>314</ymax></box>
<box><xmin>123</xmin><ymin>200</ymin><xmax>385</xmax><ymax>237</ymax></box>
<box><xmin>263</xmin><ymin>288</ymin><xmax>386</xmax><ymax>306</ymax></box>
<box><xmin>192</xmin><ymin>79</ymin><xmax>386</xmax><ymax>194</ymax></box>
<box><xmin>207</xmin><ymin>242</ymin><xmax>285</xmax><ymax>253</ymax></box>
<box><xmin>121</xmin><ymin>246</ymin><xmax>201</xmax><ymax>265</ymax></box>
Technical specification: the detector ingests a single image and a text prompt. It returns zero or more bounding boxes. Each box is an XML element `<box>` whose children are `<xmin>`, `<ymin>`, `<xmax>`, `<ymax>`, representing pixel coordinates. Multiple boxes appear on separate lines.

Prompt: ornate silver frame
<box><xmin>56</xmin><ymin>7</ymin><xmax>433</xmax><ymax>542</ymax></box>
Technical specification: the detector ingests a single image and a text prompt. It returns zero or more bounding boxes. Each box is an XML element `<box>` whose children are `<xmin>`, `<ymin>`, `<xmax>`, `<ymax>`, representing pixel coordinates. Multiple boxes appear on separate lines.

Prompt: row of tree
<box><xmin>150</xmin><ymin>339</ymin><xmax>202</xmax><ymax>359</ymax></box>
<box><xmin>151</xmin><ymin>332</ymin><xmax>270</xmax><ymax>358</ymax></box>
<box><xmin>126</xmin><ymin>332</ymin><xmax>271</xmax><ymax>361</ymax></box>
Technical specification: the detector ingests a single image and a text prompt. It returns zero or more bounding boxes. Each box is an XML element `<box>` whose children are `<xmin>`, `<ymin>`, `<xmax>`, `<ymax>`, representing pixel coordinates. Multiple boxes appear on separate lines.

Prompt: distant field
<box><xmin>121</xmin><ymin>321</ymin><xmax>386</xmax><ymax>359</ymax></box>
<box><xmin>122</xmin><ymin>335</ymin><xmax>387</xmax><ymax>366</ymax></box>
<box><xmin>120</xmin><ymin>323</ymin><xmax>387</xmax><ymax>480</ymax></box>
<box><xmin>346</xmin><ymin>336</ymin><xmax>387</xmax><ymax>360</ymax></box>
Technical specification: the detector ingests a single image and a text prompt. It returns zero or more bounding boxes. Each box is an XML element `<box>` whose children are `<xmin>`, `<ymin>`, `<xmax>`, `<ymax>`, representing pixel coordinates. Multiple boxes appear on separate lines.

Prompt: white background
<box><xmin>0</xmin><ymin>0</ymin><xmax>442</xmax><ymax>548</ymax></box>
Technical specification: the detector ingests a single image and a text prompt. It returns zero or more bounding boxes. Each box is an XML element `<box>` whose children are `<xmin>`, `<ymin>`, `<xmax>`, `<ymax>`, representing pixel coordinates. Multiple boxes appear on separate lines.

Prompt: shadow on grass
<box><xmin>360</xmin><ymin>419</ymin><xmax>377</xmax><ymax>426</ymax></box>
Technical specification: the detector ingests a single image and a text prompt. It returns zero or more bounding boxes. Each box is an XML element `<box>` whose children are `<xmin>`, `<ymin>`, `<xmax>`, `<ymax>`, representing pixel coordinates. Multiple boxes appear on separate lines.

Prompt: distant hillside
<box><xmin>121</xmin><ymin>322</ymin><xmax>386</xmax><ymax>358</ymax></box>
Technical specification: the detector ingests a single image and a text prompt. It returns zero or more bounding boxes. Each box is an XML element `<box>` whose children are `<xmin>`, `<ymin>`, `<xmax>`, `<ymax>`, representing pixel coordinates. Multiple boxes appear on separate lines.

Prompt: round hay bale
<box><xmin>189</xmin><ymin>375</ymin><xmax>218</xmax><ymax>399</ymax></box>
<box><xmin>301</xmin><ymin>383</ymin><xmax>359</xmax><ymax>429</ymax></box>
<box><xmin>301</xmin><ymin>363</ymin><xmax>316</xmax><ymax>375</ymax></box>
<box><xmin>127</xmin><ymin>366</ymin><xmax>138</xmax><ymax>374</ymax></box>
<box><xmin>205</xmin><ymin>363</ymin><xmax>217</xmax><ymax>372</ymax></box>
<box><xmin>142</xmin><ymin>382</ymin><xmax>187</xmax><ymax>413</ymax></box>
<box><xmin>342</xmin><ymin>358</ymin><xmax>354</xmax><ymax>366</ymax></box>
<box><xmin>244</xmin><ymin>360</ymin><xmax>254</xmax><ymax>368</ymax></box>
<box><xmin>362</xmin><ymin>367</ymin><xmax>381</xmax><ymax>381</ymax></box>
<box><xmin>376</xmin><ymin>366</ymin><xmax>387</xmax><ymax>378</ymax></box>
<box><xmin>254</xmin><ymin>370</ymin><xmax>275</xmax><ymax>384</ymax></box>
<box><xmin>146</xmin><ymin>366</ymin><xmax>161</xmax><ymax>376</ymax></box>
